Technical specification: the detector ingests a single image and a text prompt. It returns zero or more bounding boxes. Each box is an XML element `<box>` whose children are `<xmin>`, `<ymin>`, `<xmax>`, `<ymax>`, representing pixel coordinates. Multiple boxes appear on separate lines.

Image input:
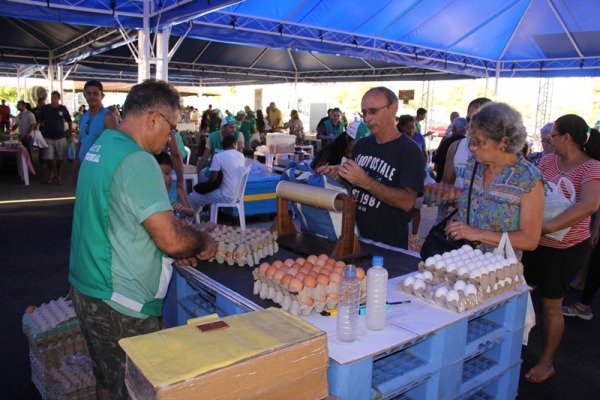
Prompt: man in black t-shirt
<box><xmin>40</xmin><ymin>91</ymin><xmax>72</xmax><ymax>184</ymax></box>
<box><xmin>318</xmin><ymin>87</ymin><xmax>425</xmax><ymax>249</ymax></box>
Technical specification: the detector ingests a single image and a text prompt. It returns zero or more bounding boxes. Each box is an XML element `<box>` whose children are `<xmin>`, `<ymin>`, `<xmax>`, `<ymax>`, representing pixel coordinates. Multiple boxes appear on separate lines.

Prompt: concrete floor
<box><xmin>1</xmin><ymin>151</ymin><xmax>598</xmax><ymax>399</ymax></box>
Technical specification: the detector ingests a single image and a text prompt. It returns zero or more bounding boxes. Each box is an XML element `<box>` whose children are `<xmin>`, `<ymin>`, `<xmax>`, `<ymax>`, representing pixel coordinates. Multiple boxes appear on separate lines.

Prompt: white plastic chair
<box><xmin>210</xmin><ymin>166</ymin><xmax>251</xmax><ymax>230</ymax></box>
<box><xmin>183</xmin><ymin>145</ymin><xmax>191</xmax><ymax>164</ymax></box>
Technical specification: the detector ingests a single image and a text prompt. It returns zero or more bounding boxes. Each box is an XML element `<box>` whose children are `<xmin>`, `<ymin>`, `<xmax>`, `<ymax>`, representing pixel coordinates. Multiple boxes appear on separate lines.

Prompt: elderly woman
<box><xmin>521</xmin><ymin>114</ymin><xmax>600</xmax><ymax>384</ymax></box>
<box><xmin>444</xmin><ymin>102</ymin><xmax>545</xmax><ymax>254</ymax></box>
<box><xmin>527</xmin><ymin>122</ymin><xmax>554</xmax><ymax>166</ymax></box>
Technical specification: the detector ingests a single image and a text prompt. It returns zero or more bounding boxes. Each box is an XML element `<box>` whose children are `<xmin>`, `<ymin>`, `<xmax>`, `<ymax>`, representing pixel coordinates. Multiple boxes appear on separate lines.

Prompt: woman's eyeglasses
<box><xmin>467</xmin><ymin>135</ymin><xmax>488</xmax><ymax>147</ymax></box>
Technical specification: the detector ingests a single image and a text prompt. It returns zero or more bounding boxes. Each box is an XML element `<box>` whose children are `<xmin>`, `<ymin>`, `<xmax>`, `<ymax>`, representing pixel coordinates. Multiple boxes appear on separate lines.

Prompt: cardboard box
<box><xmin>120</xmin><ymin>308</ymin><xmax>329</xmax><ymax>400</ymax></box>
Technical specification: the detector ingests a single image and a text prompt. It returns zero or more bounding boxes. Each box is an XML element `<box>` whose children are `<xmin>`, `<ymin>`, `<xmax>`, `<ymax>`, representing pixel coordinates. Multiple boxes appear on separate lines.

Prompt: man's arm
<box><xmin>104</xmin><ymin>112</ymin><xmax>119</xmax><ymax>129</ymax></box>
<box><xmin>339</xmin><ymin>159</ymin><xmax>418</xmax><ymax>212</ymax></box>
<box><xmin>441</xmin><ymin>140</ymin><xmax>459</xmax><ymax>184</ymax></box>
<box><xmin>143</xmin><ymin>211</ymin><xmax>216</xmax><ymax>265</ymax></box>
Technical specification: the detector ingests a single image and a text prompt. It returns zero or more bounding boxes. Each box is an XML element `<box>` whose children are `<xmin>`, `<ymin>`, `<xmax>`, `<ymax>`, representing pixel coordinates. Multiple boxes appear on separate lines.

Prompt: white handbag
<box><xmin>543</xmin><ymin>177</ymin><xmax>575</xmax><ymax>241</ymax></box>
<box><xmin>32</xmin><ymin>129</ymin><xmax>48</xmax><ymax>149</ymax></box>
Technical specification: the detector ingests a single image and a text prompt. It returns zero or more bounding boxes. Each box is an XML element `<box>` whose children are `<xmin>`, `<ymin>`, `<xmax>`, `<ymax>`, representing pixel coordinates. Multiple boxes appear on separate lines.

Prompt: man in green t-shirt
<box><xmin>69</xmin><ymin>79</ymin><xmax>217</xmax><ymax>400</ymax></box>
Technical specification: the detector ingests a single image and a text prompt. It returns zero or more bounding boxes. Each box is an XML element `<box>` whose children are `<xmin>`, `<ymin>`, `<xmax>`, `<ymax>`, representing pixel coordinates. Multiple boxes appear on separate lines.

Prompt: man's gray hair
<box><xmin>364</xmin><ymin>87</ymin><xmax>399</xmax><ymax>106</ymax></box>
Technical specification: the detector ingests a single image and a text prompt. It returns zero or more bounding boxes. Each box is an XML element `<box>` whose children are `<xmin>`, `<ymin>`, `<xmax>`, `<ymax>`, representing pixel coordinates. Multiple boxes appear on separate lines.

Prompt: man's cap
<box><xmin>221</xmin><ymin>115</ymin><xmax>236</xmax><ymax>126</ymax></box>
<box><xmin>237</xmin><ymin>110</ymin><xmax>246</xmax><ymax>117</ymax></box>
<box><xmin>453</xmin><ymin>117</ymin><xmax>468</xmax><ymax>134</ymax></box>
<box><xmin>247</xmin><ymin>111</ymin><xmax>256</xmax><ymax>118</ymax></box>
<box><xmin>346</xmin><ymin>121</ymin><xmax>370</xmax><ymax>141</ymax></box>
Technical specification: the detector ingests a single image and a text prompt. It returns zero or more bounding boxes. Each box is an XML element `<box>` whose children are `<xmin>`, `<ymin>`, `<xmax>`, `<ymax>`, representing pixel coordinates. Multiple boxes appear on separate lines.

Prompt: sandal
<box><xmin>45</xmin><ymin>177</ymin><xmax>56</xmax><ymax>184</ymax></box>
<box><xmin>525</xmin><ymin>366</ymin><xmax>555</xmax><ymax>383</ymax></box>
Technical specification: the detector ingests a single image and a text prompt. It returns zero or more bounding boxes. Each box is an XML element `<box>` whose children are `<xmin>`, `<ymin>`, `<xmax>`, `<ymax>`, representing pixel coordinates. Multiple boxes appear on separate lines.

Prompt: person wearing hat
<box><xmin>197</xmin><ymin>115</ymin><xmax>244</xmax><ymax>181</ymax></box>
<box><xmin>311</xmin><ymin>120</ymin><xmax>370</xmax><ymax>171</ymax></box>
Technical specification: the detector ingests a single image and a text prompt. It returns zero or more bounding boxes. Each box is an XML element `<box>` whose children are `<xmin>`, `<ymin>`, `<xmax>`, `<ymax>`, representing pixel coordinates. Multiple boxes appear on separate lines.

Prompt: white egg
<box><xmin>425</xmin><ymin>257</ymin><xmax>436</xmax><ymax>267</ymax></box>
<box><xmin>464</xmin><ymin>284</ymin><xmax>477</xmax><ymax>296</ymax></box>
<box><xmin>446</xmin><ymin>262</ymin><xmax>458</xmax><ymax>273</ymax></box>
<box><xmin>457</xmin><ymin>266</ymin><xmax>470</xmax><ymax>276</ymax></box>
<box><xmin>462</xmin><ymin>244</ymin><xmax>473</xmax><ymax>252</ymax></box>
<box><xmin>450</xmin><ymin>249</ymin><xmax>459</xmax><ymax>257</ymax></box>
<box><xmin>437</xmin><ymin>260</ymin><xmax>447</xmax><ymax>269</ymax></box>
<box><xmin>466</xmin><ymin>262</ymin><xmax>477</xmax><ymax>271</ymax></box>
<box><xmin>414</xmin><ymin>272</ymin><xmax>425</xmax><ymax>280</ymax></box>
<box><xmin>446</xmin><ymin>289</ymin><xmax>459</xmax><ymax>302</ymax></box>
<box><xmin>506</xmin><ymin>256</ymin><xmax>517</xmax><ymax>265</ymax></box>
<box><xmin>435</xmin><ymin>286</ymin><xmax>449</xmax><ymax>298</ymax></box>
<box><xmin>442</xmin><ymin>252</ymin><xmax>453</xmax><ymax>261</ymax></box>
<box><xmin>434</xmin><ymin>254</ymin><xmax>443</xmax><ymax>262</ymax></box>
<box><xmin>413</xmin><ymin>278</ymin><xmax>426</xmax><ymax>291</ymax></box>
<box><xmin>473</xmin><ymin>249</ymin><xmax>483</xmax><ymax>257</ymax></box>
<box><xmin>484</xmin><ymin>252</ymin><xmax>493</xmax><ymax>259</ymax></box>
<box><xmin>454</xmin><ymin>280</ymin><xmax>467</xmax><ymax>291</ymax></box>
<box><xmin>469</xmin><ymin>268</ymin><xmax>482</xmax><ymax>279</ymax></box>
<box><xmin>403</xmin><ymin>276</ymin><xmax>415</xmax><ymax>287</ymax></box>
<box><xmin>423</xmin><ymin>271</ymin><xmax>434</xmax><ymax>281</ymax></box>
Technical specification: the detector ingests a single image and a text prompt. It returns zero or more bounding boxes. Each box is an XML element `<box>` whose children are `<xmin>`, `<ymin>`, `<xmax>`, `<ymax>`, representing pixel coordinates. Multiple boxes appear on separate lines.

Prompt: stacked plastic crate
<box><xmin>22</xmin><ymin>297</ymin><xmax>96</xmax><ymax>400</ymax></box>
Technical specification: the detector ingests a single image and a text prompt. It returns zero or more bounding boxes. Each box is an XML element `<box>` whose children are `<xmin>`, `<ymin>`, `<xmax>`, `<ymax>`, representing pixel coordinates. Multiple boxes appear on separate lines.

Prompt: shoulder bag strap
<box><xmin>466</xmin><ymin>161</ymin><xmax>479</xmax><ymax>225</ymax></box>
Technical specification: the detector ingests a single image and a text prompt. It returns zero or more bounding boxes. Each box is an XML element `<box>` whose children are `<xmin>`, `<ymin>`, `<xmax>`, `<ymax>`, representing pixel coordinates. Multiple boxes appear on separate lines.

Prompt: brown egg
<box><xmin>278</xmin><ymin>265</ymin><xmax>289</xmax><ymax>274</ymax></box>
<box><xmin>266</xmin><ymin>265</ymin><xmax>278</xmax><ymax>278</ymax></box>
<box><xmin>318</xmin><ymin>294</ymin><xmax>327</xmax><ymax>303</ymax></box>
<box><xmin>284</xmin><ymin>258</ymin><xmax>295</xmax><ymax>267</ymax></box>
<box><xmin>287</xmin><ymin>268</ymin><xmax>298</xmax><ymax>277</ymax></box>
<box><xmin>258</xmin><ymin>262</ymin><xmax>270</xmax><ymax>274</ymax></box>
<box><xmin>315</xmin><ymin>258</ymin><xmax>326</xmax><ymax>267</ymax></box>
<box><xmin>272</xmin><ymin>260</ymin><xmax>284</xmax><ymax>268</ymax></box>
<box><xmin>316</xmin><ymin>273</ymin><xmax>330</xmax><ymax>285</ymax></box>
<box><xmin>329</xmin><ymin>272</ymin><xmax>342</xmax><ymax>283</ymax></box>
<box><xmin>306</xmin><ymin>255</ymin><xmax>318</xmax><ymax>264</ymax></box>
<box><xmin>299</xmin><ymin>268</ymin><xmax>311</xmax><ymax>276</ymax></box>
<box><xmin>312</xmin><ymin>266</ymin><xmax>322</xmax><ymax>274</ymax></box>
<box><xmin>288</xmin><ymin>278</ymin><xmax>303</xmax><ymax>292</ymax></box>
<box><xmin>326</xmin><ymin>258</ymin><xmax>337</xmax><ymax>266</ymax></box>
<box><xmin>356</xmin><ymin>267</ymin><xmax>366</xmax><ymax>280</ymax></box>
<box><xmin>305</xmin><ymin>297</ymin><xmax>314</xmax><ymax>306</ymax></box>
<box><xmin>323</xmin><ymin>263</ymin><xmax>334</xmax><ymax>271</ymax></box>
<box><xmin>333</xmin><ymin>266</ymin><xmax>345</xmax><ymax>275</ymax></box>
<box><xmin>334</xmin><ymin>260</ymin><xmax>346</xmax><ymax>269</ymax></box>
<box><xmin>294</xmin><ymin>272</ymin><xmax>306</xmax><ymax>281</ymax></box>
<box><xmin>327</xmin><ymin>293</ymin><xmax>339</xmax><ymax>300</ymax></box>
<box><xmin>295</xmin><ymin>257</ymin><xmax>306</xmax><ymax>265</ymax></box>
<box><xmin>273</xmin><ymin>269</ymin><xmax>286</xmax><ymax>282</ymax></box>
<box><xmin>303</xmin><ymin>275</ymin><xmax>317</xmax><ymax>288</ymax></box>
<box><xmin>291</xmin><ymin>262</ymin><xmax>303</xmax><ymax>271</ymax></box>
<box><xmin>302</xmin><ymin>262</ymin><xmax>314</xmax><ymax>270</ymax></box>
<box><xmin>308</xmin><ymin>270</ymin><xmax>319</xmax><ymax>278</ymax></box>
<box><xmin>318</xmin><ymin>253</ymin><xmax>329</xmax><ymax>260</ymax></box>
<box><xmin>281</xmin><ymin>274</ymin><xmax>294</xmax><ymax>286</ymax></box>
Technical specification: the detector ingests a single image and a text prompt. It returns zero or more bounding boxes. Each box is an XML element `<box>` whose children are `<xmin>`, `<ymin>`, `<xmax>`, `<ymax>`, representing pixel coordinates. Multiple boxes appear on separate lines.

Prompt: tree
<box><xmin>0</xmin><ymin>87</ymin><xmax>18</xmax><ymax>103</ymax></box>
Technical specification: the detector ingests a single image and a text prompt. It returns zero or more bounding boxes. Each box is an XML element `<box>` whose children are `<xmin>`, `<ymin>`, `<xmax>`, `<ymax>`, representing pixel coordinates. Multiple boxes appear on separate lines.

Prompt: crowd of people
<box><xmin>5</xmin><ymin>78</ymin><xmax>599</xmax><ymax>397</ymax></box>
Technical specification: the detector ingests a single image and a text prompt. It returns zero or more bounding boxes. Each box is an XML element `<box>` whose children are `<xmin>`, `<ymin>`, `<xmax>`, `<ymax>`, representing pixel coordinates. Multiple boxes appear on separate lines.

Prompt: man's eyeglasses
<box><xmin>155</xmin><ymin>112</ymin><xmax>178</xmax><ymax>136</ymax></box>
<box><xmin>361</xmin><ymin>103</ymin><xmax>392</xmax><ymax>116</ymax></box>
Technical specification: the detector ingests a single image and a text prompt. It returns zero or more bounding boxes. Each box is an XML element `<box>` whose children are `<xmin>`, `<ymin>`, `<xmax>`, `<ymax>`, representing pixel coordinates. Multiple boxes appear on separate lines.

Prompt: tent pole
<box><xmin>138</xmin><ymin>0</ymin><xmax>152</xmax><ymax>82</ymax></box>
<box><xmin>156</xmin><ymin>28</ymin><xmax>171</xmax><ymax>82</ymax></box>
<box><xmin>48</xmin><ymin>50</ymin><xmax>55</xmax><ymax>96</ymax></box>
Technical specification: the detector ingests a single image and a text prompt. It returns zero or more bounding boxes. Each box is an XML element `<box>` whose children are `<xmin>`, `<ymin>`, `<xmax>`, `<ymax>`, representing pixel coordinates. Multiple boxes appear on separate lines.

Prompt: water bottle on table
<box><xmin>366</xmin><ymin>256</ymin><xmax>388</xmax><ymax>331</ymax></box>
<box><xmin>336</xmin><ymin>264</ymin><xmax>360</xmax><ymax>342</ymax></box>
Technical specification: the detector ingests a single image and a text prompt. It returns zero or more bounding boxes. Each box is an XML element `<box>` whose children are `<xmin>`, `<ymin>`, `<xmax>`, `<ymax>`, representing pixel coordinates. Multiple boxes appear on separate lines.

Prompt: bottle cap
<box><xmin>344</xmin><ymin>264</ymin><xmax>357</xmax><ymax>276</ymax></box>
<box><xmin>373</xmin><ymin>256</ymin><xmax>383</xmax><ymax>266</ymax></box>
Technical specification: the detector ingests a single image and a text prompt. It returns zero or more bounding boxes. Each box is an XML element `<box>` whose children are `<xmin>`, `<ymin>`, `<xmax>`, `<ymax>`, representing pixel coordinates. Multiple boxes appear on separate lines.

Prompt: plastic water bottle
<box><xmin>366</xmin><ymin>256</ymin><xmax>388</xmax><ymax>331</ymax></box>
<box><xmin>336</xmin><ymin>264</ymin><xmax>361</xmax><ymax>342</ymax></box>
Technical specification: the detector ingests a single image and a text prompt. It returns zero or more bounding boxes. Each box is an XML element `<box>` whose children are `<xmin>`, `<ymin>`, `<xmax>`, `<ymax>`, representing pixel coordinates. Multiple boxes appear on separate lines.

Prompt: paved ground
<box><xmin>1</xmin><ymin>151</ymin><xmax>598</xmax><ymax>399</ymax></box>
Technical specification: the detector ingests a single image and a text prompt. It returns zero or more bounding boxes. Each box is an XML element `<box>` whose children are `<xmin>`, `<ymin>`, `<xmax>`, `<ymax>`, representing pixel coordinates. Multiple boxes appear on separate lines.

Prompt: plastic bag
<box><xmin>493</xmin><ymin>231</ymin><xmax>517</xmax><ymax>259</ymax></box>
<box><xmin>66</xmin><ymin>142</ymin><xmax>76</xmax><ymax>162</ymax></box>
<box><xmin>31</xmin><ymin>129</ymin><xmax>48</xmax><ymax>149</ymax></box>
<box><xmin>281</xmin><ymin>162</ymin><xmax>348</xmax><ymax>241</ymax></box>
<box><xmin>543</xmin><ymin>177</ymin><xmax>575</xmax><ymax>241</ymax></box>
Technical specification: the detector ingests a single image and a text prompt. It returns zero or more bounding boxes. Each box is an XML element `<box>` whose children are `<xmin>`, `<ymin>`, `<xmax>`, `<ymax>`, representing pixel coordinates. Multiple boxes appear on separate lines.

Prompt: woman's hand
<box><xmin>445</xmin><ymin>221</ymin><xmax>479</xmax><ymax>242</ymax></box>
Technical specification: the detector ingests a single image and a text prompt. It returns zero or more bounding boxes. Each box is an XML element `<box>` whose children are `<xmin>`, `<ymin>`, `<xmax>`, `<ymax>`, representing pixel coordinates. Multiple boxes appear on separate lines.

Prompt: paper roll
<box><xmin>276</xmin><ymin>181</ymin><xmax>344</xmax><ymax>211</ymax></box>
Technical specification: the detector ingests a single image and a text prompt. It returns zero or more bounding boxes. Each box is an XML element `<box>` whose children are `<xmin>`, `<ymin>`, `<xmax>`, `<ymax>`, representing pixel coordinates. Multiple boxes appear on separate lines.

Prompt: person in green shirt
<box><xmin>240</xmin><ymin>111</ymin><xmax>257</xmax><ymax>150</ymax></box>
<box><xmin>69</xmin><ymin>79</ymin><xmax>217</xmax><ymax>400</ymax></box>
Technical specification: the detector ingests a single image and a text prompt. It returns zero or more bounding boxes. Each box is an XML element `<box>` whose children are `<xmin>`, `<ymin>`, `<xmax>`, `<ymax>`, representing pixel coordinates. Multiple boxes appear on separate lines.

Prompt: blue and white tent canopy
<box><xmin>1</xmin><ymin>0</ymin><xmax>599</xmax><ymax>84</ymax></box>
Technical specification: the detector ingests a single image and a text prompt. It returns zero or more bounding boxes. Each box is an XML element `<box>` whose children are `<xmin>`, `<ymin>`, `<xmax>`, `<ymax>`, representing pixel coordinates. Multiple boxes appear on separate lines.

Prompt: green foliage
<box><xmin>0</xmin><ymin>87</ymin><xmax>18</xmax><ymax>102</ymax></box>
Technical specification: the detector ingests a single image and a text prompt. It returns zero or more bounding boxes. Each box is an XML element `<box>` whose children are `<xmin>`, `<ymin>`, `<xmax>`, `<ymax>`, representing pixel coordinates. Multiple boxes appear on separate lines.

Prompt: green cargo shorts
<box><xmin>70</xmin><ymin>287</ymin><xmax>159</xmax><ymax>399</ymax></box>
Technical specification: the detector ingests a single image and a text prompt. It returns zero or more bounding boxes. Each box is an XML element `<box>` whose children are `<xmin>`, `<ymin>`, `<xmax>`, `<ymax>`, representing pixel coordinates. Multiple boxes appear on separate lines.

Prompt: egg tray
<box><xmin>252</xmin><ymin>269</ymin><xmax>367</xmax><ymax>316</ymax></box>
<box><xmin>397</xmin><ymin>274</ymin><xmax>484</xmax><ymax>313</ymax></box>
<box><xmin>197</xmin><ymin>224</ymin><xmax>279</xmax><ymax>267</ymax></box>
<box><xmin>417</xmin><ymin>261</ymin><xmax>525</xmax><ymax>301</ymax></box>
